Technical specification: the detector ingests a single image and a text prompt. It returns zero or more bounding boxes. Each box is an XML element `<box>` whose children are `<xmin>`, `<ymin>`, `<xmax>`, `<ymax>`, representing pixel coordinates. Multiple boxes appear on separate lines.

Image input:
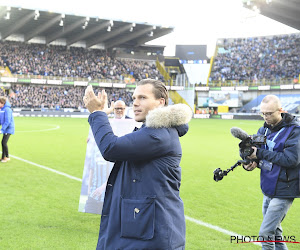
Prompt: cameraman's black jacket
<box><xmin>257</xmin><ymin>113</ymin><xmax>300</xmax><ymax>198</ymax></box>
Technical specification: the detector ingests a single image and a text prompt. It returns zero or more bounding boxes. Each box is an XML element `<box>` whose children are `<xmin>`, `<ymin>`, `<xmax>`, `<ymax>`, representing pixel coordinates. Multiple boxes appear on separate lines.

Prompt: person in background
<box><xmin>0</xmin><ymin>96</ymin><xmax>15</xmax><ymax>163</ymax></box>
<box><xmin>84</xmin><ymin>99</ymin><xmax>130</xmax><ymax>214</ymax></box>
<box><xmin>113</xmin><ymin>100</ymin><xmax>131</xmax><ymax>119</ymax></box>
<box><xmin>244</xmin><ymin>95</ymin><xmax>300</xmax><ymax>249</ymax></box>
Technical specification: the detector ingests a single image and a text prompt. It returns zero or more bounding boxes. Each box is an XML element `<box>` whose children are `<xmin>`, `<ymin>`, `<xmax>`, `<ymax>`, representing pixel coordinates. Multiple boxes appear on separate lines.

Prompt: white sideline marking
<box><xmin>185</xmin><ymin>215</ymin><xmax>261</xmax><ymax>246</ymax></box>
<box><xmin>9</xmin><ymin>153</ymin><xmax>260</xmax><ymax>245</ymax></box>
<box><xmin>17</xmin><ymin>125</ymin><xmax>60</xmax><ymax>133</ymax></box>
<box><xmin>9</xmin><ymin>154</ymin><xmax>82</xmax><ymax>182</ymax></box>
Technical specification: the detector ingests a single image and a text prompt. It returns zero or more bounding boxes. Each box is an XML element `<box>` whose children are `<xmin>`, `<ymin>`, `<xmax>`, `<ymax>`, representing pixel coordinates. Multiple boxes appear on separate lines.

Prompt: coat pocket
<box><xmin>120</xmin><ymin>196</ymin><xmax>155</xmax><ymax>240</ymax></box>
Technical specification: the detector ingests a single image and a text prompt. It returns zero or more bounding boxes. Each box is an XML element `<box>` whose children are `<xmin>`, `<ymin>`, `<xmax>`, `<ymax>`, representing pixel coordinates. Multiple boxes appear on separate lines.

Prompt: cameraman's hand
<box><xmin>248</xmin><ymin>146</ymin><xmax>257</xmax><ymax>160</ymax></box>
<box><xmin>243</xmin><ymin>161</ymin><xmax>258</xmax><ymax>171</ymax></box>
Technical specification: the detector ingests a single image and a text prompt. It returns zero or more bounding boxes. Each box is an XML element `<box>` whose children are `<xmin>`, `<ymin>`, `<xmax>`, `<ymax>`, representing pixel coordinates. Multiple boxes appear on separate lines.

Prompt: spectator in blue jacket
<box><xmin>83</xmin><ymin>79</ymin><xmax>192</xmax><ymax>250</ymax></box>
<box><xmin>244</xmin><ymin>95</ymin><xmax>300</xmax><ymax>249</ymax></box>
<box><xmin>0</xmin><ymin>97</ymin><xmax>15</xmax><ymax>163</ymax></box>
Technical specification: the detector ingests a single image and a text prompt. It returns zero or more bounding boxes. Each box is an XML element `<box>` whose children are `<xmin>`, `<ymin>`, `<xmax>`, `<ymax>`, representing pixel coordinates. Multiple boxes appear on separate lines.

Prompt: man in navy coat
<box><xmin>83</xmin><ymin>79</ymin><xmax>192</xmax><ymax>250</ymax></box>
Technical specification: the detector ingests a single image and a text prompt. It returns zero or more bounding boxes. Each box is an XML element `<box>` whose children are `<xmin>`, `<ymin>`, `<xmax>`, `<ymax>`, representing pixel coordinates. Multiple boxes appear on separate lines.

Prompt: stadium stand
<box><xmin>1</xmin><ymin>6</ymin><xmax>300</xmax><ymax>115</ymax></box>
<box><xmin>0</xmin><ymin>41</ymin><xmax>164</xmax><ymax>82</ymax></box>
<box><xmin>0</xmin><ymin>40</ymin><xmax>169</xmax><ymax>109</ymax></box>
<box><xmin>210</xmin><ymin>33</ymin><xmax>300</xmax><ymax>86</ymax></box>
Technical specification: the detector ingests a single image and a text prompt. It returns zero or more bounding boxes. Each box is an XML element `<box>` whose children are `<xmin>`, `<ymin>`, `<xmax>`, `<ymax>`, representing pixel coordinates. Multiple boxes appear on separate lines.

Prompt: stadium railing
<box><xmin>2</xmin><ymin>73</ymin><xmax>195</xmax><ymax>89</ymax></box>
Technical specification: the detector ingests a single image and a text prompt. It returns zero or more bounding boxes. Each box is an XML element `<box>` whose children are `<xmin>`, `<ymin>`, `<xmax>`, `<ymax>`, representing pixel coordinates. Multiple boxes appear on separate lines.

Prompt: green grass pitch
<box><xmin>0</xmin><ymin>117</ymin><xmax>299</xmax><ymax>249</ymax></box>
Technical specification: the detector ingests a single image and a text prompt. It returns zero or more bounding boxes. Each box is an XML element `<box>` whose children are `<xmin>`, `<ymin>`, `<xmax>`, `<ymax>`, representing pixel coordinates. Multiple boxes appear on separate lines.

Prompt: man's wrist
<box><xmin>256</xmin><ymin>148</ymin><xmax>262</xmax><ymax>159</ymax></box>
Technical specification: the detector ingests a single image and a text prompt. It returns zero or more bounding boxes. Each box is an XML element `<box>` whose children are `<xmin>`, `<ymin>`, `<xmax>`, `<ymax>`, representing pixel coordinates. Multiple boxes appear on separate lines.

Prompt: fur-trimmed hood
<box><xmin>145</xmin><ymin>104</ymin><xmax>192</xmax><ymax>135</ymax></box>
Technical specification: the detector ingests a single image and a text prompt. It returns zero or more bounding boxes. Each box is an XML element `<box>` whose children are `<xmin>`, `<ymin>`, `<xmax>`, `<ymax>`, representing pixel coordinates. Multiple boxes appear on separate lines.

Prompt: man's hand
<box><xmin>248</xmin><ymin>146</ymin><xmax>258</xmax><ymax>160</ymax></box>
<box><xmin>103</xmin><ymin>99</ymin><xmax>115</xmax><ymax>115</ymax></box>
<box><xmin>83</xmin><ymin>85</ymin><xmax>106</xmax><ymax>113</ymax></box>
<box><xmin>243</xmin><ymin>161</ymin><xmax>258</xmax><ymax>171</ymax></box>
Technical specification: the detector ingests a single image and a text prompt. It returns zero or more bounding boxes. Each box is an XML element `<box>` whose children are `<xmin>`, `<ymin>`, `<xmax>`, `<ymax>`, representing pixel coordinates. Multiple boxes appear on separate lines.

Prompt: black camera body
<box><xmin>213</xmin><ymin>129</ymin><xmax>267</xmax><ymax>182</ymax></box>
<box><xmin>239</xmin><ymin>135</ymin><xmax>266</xmax><ymax>164</ymax></box>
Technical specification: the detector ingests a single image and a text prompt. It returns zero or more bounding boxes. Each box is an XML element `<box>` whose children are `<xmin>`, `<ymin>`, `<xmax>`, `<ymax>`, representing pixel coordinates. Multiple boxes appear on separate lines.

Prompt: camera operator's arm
<box><xmin>256</xmin><ymin>128</ymin><xmax>300</xmax><ymax>168</ymax></box>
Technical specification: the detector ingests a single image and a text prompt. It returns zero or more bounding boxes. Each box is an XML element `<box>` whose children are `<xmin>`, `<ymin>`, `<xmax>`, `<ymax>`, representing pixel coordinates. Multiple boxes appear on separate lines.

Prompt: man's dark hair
<box><xmin>0</xmin><ymin>96</ymin><xmax>7</xmax><ymax>104</ymax></box>
<box><xmin>137</xmin><ymin>79</ymin><xmax>169</xmax><ymax>106</ymax></box>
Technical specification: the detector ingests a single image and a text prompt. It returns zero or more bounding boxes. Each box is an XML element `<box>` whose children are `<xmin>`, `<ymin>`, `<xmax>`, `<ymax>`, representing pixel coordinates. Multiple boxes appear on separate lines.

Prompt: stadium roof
<box><xmin>242</xmin><ymin>0</ymin><xmax>300</xmax><ymax>31</ymax></box>
<box><xmin>0</xmin><ymin>5</ymin><xmax>174</xmax><ymax>49</ymax></box>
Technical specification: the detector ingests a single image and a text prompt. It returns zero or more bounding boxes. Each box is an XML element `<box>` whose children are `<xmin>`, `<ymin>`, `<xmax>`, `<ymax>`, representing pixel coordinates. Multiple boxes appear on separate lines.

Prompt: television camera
<box><xmin>213</xmin><ymin>127</ymin><xmax>266</xmax><ymax>182</ymax></box>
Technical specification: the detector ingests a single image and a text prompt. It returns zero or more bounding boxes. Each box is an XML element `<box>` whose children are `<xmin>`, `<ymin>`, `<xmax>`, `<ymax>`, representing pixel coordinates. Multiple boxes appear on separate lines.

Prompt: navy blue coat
<box><xmin>257</xmin><ymin>113</ymin><xmax>300</xmax><ymax>198</ymax></box>
<box><xmin>0</xmin><ymin>100</ymin><xmax>15</xmax><ymax>135</ymax></box>
<box><xmin>89</xmin><ymin>104</ymin><xmax>192</xmax><ymax>250</ymax></box>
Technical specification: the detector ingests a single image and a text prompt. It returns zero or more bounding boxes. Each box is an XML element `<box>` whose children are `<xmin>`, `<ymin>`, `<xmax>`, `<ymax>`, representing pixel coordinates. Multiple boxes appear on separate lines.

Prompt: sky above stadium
<box><xmin>2</xmin><ymin>0</ymin><xmax>299</xmax><ymax>57</ymax></box>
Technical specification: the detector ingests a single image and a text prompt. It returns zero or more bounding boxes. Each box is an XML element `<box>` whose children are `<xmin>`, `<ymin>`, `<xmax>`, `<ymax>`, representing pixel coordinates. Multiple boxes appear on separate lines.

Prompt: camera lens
<box><xmin>213</xmin><ymin>168</ymin><xmax>223</xmax><ymax>182</ymax></box>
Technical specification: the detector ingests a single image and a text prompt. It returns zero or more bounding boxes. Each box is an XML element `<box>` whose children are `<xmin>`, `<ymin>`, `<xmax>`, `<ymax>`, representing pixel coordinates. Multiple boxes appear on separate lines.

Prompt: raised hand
<box><xmin>103</xmin><ymin>96</ymin><xmax>115</xmax><ymax>115</ymax></box>
<box><xmin>83</xmin><ymin>85</ymin><xmax>105</xmax><ymax>113</ymax></box>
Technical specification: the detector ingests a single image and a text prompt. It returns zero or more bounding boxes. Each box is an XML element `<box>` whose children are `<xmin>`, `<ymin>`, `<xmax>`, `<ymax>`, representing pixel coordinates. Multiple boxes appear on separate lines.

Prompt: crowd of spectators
<box><xmin>120</xmin><ymin>58</ymin><xmax>164</xmax><ymax>82</ymax></box>
<box><xmin>0</xmin><ymin>41</ymin><xmax>164</xmax><ymax>82</ymax></box>
<box><xmin>0</xmin><ymin>40</ymin><xmax>165</xmax><ymax>110</ymax></box>
<box><xmin>210</xmin><ymin>33</ymin><xmax>300</xmax><ymax>83</ymax></box>
<box><xmin>9</xmin><ymin>84</ymin><xmax>133</xmax><ymax>109</ymax></box>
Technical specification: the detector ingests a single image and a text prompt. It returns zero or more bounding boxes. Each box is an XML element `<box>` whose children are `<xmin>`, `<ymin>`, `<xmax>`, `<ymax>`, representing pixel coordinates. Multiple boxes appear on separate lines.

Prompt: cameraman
<box><xmin>244</xmin><ymin>95</ymin><xmax>300</xmax><ymax>249</ymax></box>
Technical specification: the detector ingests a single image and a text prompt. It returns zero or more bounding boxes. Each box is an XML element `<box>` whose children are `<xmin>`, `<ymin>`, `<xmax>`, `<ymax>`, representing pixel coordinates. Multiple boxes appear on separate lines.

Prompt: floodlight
<box><xmin>34</xmin><ymin>10</ymin><xmax>40</xmax><ymax>20</ymax></box>
<box><xmin>5</xmin><ymin>12</ymin><xmax>10</xmax><ymax>20</ymax></box>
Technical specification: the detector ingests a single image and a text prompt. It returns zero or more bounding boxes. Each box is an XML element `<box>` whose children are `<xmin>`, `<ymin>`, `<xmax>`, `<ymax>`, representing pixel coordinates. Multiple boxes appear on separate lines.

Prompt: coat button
<box><xmin>133</xmin><ymin>179</ymin><xmax>136</xmax><ymax>183</ymax></box>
